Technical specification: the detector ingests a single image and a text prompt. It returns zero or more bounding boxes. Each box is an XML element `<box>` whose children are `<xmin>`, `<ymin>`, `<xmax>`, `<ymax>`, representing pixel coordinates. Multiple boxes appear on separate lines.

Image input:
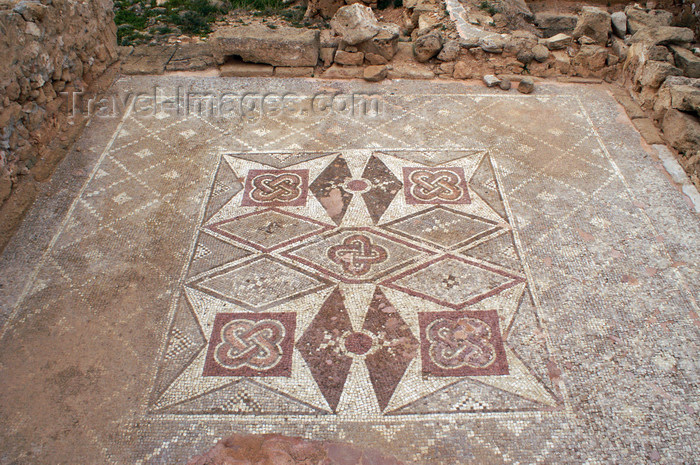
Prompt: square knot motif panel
<box><xmin>150</xmin><ymin>150</ymin><xmax>563</xmax><ymax>419</ymax></box>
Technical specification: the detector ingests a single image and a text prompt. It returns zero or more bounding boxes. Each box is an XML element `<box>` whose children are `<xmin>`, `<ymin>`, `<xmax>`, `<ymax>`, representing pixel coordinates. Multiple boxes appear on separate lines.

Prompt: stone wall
<box><xmin>0</xmin><ymin>0</ymin><xmax>118</xmax><ymax>251</ymax></box>
<box><xmin>676</xmin><ymin>0</ymin><xmax>700</xmax><ymax>37</ymax></box>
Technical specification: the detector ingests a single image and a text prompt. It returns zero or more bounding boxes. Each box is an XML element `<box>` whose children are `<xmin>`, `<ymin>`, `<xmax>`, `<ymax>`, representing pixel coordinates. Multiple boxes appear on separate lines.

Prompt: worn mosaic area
<box><xmin>151</xmin><ymin>150</ymin><xmax>560</xmax><ymax>418</ymax></box>
<box><xmin>0</xmin><ymin>78</ymin><xmax>699</xmax><ymax>464</ymax></box>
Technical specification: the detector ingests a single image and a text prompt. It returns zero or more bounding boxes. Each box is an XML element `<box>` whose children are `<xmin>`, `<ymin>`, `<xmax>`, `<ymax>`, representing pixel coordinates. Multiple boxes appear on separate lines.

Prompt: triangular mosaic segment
<box><xmin>151</xmin><ymin>295</ymin><xmax>207</xmax><ymax>399</ymax></box>
<box><xmin>469</xmin><ymin>152</ymin><xmax>507</xmax><ymax>219</ymax></box>
<box><xmin>461</xmin><ymin>229</ymin><xmax>524</xmax><ymax>272</ymax></box>
<box><xmin>505</xmin><ymin>290</ymin><xmax>561</xmax><ymax>397</ymax></box>
<box><xmin>187</xmin><ymin>231</ymin><xmax>254</xmax><ymax>279</ymax></box>
<box><xmin>204</xmin><ymin>159</ymin><xmax>243</xmax><ymax>222</ymax></box>
<box><xmin>387</xmin><ymin>377</ymin><xmax>544</xmax><ymax>415</ymax></box>
<box><xmin>160</xmin><ymin>379</ymin><xmax>326</xmax><ymax>415</ymax></box>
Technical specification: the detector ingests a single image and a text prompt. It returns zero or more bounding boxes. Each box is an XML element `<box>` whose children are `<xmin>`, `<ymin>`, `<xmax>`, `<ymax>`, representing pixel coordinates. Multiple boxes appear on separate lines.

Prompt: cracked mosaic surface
<box><xmin>0</xmin><ymin>78</ymin><xmax>698</xmax><ymax>464</ymax></box>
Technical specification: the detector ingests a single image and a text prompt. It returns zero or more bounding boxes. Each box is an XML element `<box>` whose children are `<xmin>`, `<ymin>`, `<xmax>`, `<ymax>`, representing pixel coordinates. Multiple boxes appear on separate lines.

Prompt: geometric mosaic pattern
<box><xmin>2</xmin><ymin>79</ymin><xmax>699</xmax><ymax>464</ymax></box>
<box><xmin>150</xmin><ymin>150</ymin><xmax>561</xmax><ymax>417</ymax></box>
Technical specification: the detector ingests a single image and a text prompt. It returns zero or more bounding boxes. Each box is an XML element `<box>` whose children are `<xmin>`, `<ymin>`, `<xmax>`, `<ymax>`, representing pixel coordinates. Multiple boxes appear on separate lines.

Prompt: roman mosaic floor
<box><xmin>0</xmin><ymin>77</ymin><xmax>699</xmax><ymax>464</ymax></box>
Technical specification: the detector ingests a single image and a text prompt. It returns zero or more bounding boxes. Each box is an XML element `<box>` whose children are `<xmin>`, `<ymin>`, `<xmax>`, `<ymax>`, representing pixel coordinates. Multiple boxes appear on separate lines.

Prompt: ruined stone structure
<box><xmin>0</xmin><ymin>0</ymin><xmax>118</xmax><ymax>250</ymax></box>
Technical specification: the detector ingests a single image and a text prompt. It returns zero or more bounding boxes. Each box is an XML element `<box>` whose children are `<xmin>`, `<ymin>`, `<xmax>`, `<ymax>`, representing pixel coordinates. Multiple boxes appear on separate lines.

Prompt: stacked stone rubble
<box><xmin>0</xmin><ymin>0</ymin><xmax>118</xmax><ymax>250</ymax></box>
<box><xmin>615</xmin><ymin>5</ymin><xmax>700</xmax><ymax>188</ymax></box>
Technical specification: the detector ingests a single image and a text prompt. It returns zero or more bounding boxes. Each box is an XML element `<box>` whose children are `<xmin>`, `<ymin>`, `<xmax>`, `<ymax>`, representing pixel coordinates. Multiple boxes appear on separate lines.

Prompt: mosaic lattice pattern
<box><xmin>1</xmin><ymin>79</ymin><xmax>698</xmax><ymax>464</ymax></box>
<box><xmin>150</xmin><ymin>150</ymin><xmax>561</xmax><ymax>418</ymax></box>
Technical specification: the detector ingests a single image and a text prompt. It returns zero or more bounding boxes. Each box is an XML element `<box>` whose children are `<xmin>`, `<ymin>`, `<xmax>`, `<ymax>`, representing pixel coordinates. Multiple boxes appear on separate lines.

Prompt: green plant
<box><xmin>114</xmin><ymin>0</ymin><xmax>228</xmax><ymax>42</ymax></box>
<box><xmin>168</xmin><ymin>0</ymin><xmax>221</xmax><ymax>16</ymax></box>
<box><xmin>117</xmin><ymin>26</ymin><xmax>151</xmax><ymax>45</ymax></box>
<box><xmin>378</xmin><ymin>0</ymin><xmax>402</xmax><ymax>9</ymax></box>
<box><xmin>279</xmin><ymin>5</ymin><xmax>305</xmax><ymax>25</ymax></box>
<box><xmin>115</xmin><ymin>9</ymin><xmax>149</xmax><ymax>29</ymax></box>
<box><xmin>227</xmin><ymin>0</ymin><xmax>286</xmax><ymax>14</ymax></box>
<box><xmin>114</xmin><ymin>0</ymin><xmax>306</xmax><ymax>45</ymax></box>
<box><xmin>152</xmin><ymin>25</ymin><xmax>174</xmax><ymax>34</ymax></box>
<box><xmin>171</xmin><ymin>9</ymin><xmax>212</xmax><ymax>34</ymax></box>
<box><xmin>478</xmin><ymin>0</ymin><xmax>498</xmax><ymax>15</ymax></box>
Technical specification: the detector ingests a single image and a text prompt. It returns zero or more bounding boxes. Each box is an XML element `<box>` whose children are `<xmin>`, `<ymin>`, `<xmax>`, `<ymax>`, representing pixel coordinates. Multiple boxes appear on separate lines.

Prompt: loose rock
<box><xmin>552</xmin><ymin>50</ymin><xmax>571</xmax><ymax>73</ymax></box>
<box><xmin>543</xmin><ymin>33</ymin><xmax>572</xmax><ymax>51</ymax></box>
<box><xmin>611</xmin><ymin>12</ymin><xmax>627</xmax><ymax>38</ymax></box>
<box><xmin>518</xmin><ymin>77</ymin><xmax>535</xmax><ymax>93</ymax></box>
<box><xmin>413</xmin><ymin>32</ymin><xmax>443</xmax><ymax>62</ymax></box>
<box><xmin>335</xmin><ymin>50</ymin><xmax>364</xmax><ymax>66</ymax></box>
<box><xmin>572</xmin><ymin>7</ymin><xmax>612</xmax><ymax>46</ymax></box>
<box><xmin>479</xmin><ymin>35</ymin><xmax>506</xmax><ymax>53</ymax></box>
<box><xmin>535</xmin><ymin>12</ymin><xmax>577</xmax><ymax>37</ymax></box>
<box><xmin>532</xmin><ymin>44</ymin><xmax>549</xmax><ymax>62</ymax></box>
<box><xmin>638</xmin><ymin>61</ymin><xmax>683</xmax><ymax>88</ymax></box>
<box><xmin>517</xmin><ymin>49</ymin><xmax>534</xmax><ymax>64</ymax></box>
<box><xmin>365</xmin><ymin>52</ymin><xmax>388</xmax><ymax>65</ymax></box>
<box><xmin>648</xmin><ymin>45</ymin><xmax>673</xmax><ymax>62</ymax></box>
<box><xmin>25</xmin><ymin>22</ymin><xmax>41</xmax><ymax>37</ymax></box>
<box><xmin>437</xmin><ymin>40</ymin><xmax>460</xmax><ymax>62</ymax></box>
<box><xmin>662</xmin><ymin>109</ymin><xmax>700</xmax><ymax>153</ymax></box>
<box><xmin>629</xmin><ymin>27</ymin><xmax>694</xmax><ymax>46</ymax></box>
<box><xmin>669</xmin><ymin>84</ymin><xmax>700</xmax><ymax>115</ymax></box>
<box><xmin>330</xmin><ymin>4</ymin><xmax>380</xmax><ymax>45</ymax></box>
<box><xmin>611</xmin><ymin>37</ymin><xmax>630</xmax><ymax>60</ymax></box>
<box><xmin>453</xmin><ymin>60</ymin><xmax>471</xmax><ymax>79</ymax></box>
<box><xmin>403</xmin><ymin>0</ymin><xmax>442</xmax><ymax>11</ymax></box>
<box><xmin>505</xmin><ymin>30</ymin><xmax>538</xmax><ymax>55</ymax></box>
<box><xmin>572</xmin><ymin>45</ymin><xmax>608</xmax><ymax>71</ymax></box>
<box><xmin>321</xmin><ymin>64</ymin><xmax>364</xmax><ymax>79</ymax></box>
<box><xmin>364</xmin><ymin>65</ymin><xmax>388</xmax><ymax>82</ymax></box>
<box><xmin>305</xmin><ymin>0</ymin><xmax>345</xmax><ymax>19</ymax></box>
<box><xmin>13</xmin><ymin>1</ymin><xmax>47</xmax><ymax>21</ymax></box>
<box><xmin>625</xmin><ymin>6</ymin><xmax>673</xmax><ymax>35</ymax></box>
<box><xmin>670</xmin><ymin>45</ymin><xmax>700</xmax><ymax>78</ymax></box>
<box><xmin>491</xmin><ymin>0</ymin><xmax>534</xmax><ymax>29</ymax></box>
<box><xmin>357</xmin><ymin>23</ymin><xmax>400</xmax><ymax>61</ymax></box>
<box><xmin>499</xmin><ymin>79</ymin><xmax>512</xmax><ymax>90</ymax></box>
<box><xmin>460</xmin><ymin>36</ymin><xmax>481</xmax><ymax>49</ymax></box>
<box><xmin>483</xmin><ymin>74</ymin><xmax>501</xmax><ymax>87</ymax></box>
<box><xmin>417</xmin><ymin>12</ymin><xmax>440</xmax><ymax>34</ymax></box>
<box><xmin>437</xmin><ymin>61</ymin><xmax>455</xmax><ymax>75</ymax></box>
